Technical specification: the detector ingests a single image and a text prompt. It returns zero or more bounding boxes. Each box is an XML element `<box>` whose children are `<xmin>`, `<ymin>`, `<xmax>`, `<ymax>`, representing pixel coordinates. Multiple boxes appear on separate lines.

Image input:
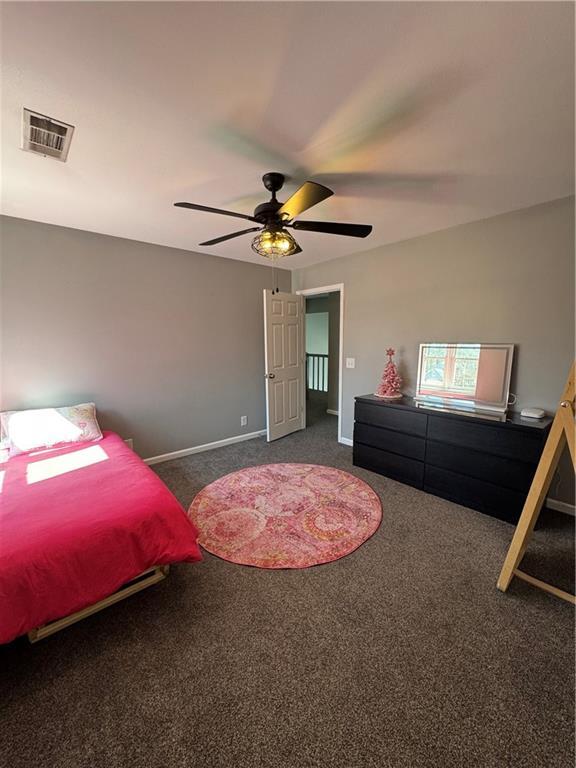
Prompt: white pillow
<box><xmin>1</xmin><ymin>403</ymin><xmax>103</xmax><ymax>457</ymax></box>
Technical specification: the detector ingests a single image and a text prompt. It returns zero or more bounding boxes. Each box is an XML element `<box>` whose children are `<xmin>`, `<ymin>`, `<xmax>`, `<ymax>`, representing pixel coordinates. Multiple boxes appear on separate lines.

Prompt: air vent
<box><xmin>22</xmin><ymin>109</ymin><xmax>74</xmax><ymax>161</ymax></box>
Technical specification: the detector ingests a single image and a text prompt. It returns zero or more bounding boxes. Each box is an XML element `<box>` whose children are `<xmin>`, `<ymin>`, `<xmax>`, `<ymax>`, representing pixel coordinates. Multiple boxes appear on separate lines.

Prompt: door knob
<box><xmin>266</xmin><ymin>373</ymin><xmax>276</xmax><ymax>379</ymax></box>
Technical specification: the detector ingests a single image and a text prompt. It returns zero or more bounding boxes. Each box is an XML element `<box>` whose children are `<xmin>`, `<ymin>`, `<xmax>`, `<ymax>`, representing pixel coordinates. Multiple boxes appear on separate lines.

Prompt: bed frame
<box><xmin>27</xmin><ymin>565</ymin><xmax>170</xmax><ymax>643</ymax></box>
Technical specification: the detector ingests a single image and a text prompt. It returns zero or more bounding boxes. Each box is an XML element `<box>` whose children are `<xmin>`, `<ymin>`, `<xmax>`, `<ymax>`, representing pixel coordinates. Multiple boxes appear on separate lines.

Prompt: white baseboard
<box><xmin>145</xmin><ymin>433</ymin><xmax>576</xmax><ymax>520</ymax></box>
<box><xmin>330</xmin><ymin>443</ymin><xmax>575</xmax><ymax>515</ymax></box>
<box><xmin>145</xmin><ymin>429</ymin><xmax>266</xmax><ymax>466</ymax></box>
<box><xmin>326</xmin><ymin>409</ymin><xmax>339</xmax><ymax>416</ymax></box>
<box><xmin>546</xmin><ymin>497</ymin><xmax>575</xmax><ymax>516</ymax></box>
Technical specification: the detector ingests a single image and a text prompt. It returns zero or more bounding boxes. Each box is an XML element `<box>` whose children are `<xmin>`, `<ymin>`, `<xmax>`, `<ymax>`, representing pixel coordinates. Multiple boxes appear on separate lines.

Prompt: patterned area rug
<box><xmin>188</xmin><ymin>463</ymin><xmax>382</xmax><ymax>569</ymax></box>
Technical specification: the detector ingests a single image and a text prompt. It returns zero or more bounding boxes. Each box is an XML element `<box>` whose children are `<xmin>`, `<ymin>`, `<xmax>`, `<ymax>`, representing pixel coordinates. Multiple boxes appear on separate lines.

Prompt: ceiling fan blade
<box><xmin>278</xmin><ymin>181</ymin><xmax>333</xmax><ymax>221</ymax></box>
<box><xmin>199</xmin><ymin>227</ymin><xmax>261</xmax><ymax>246</ymax></box>
<box><xmin>292</xmin><ymin>242</ymin><xmax>303</xmax><ymax>255</ymax></box>
<box><xmin>174</xmin><ymin>202</ymin><xmax>258</xmax><ymax>223</ymax></box>
<box><xmin>291</xmin><ymin>221</ymin><xmax>372</xmax><ymax>238</ymax></box>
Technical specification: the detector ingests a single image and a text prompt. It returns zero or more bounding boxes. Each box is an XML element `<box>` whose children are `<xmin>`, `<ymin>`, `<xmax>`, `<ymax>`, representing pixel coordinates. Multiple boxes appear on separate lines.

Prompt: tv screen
<box><xmin>415</xmin><ymin>343</ymin><xmax>514</xmax><ymax>413</ymax></box>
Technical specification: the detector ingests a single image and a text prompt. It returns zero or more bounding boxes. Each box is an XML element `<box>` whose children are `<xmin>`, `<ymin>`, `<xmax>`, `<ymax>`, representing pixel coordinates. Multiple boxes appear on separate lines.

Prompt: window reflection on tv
<box><xmin>416</xmin><ymin>343</ymin><xmax>514</xmax><ymax>412</ymax></box>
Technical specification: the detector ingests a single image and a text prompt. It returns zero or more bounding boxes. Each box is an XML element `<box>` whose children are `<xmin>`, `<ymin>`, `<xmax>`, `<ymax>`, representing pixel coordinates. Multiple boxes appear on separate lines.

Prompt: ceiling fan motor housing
<box><xmin>253</xmin><ymin>199</ymin><xmax>284</xmax><ymax>225</ymax></box>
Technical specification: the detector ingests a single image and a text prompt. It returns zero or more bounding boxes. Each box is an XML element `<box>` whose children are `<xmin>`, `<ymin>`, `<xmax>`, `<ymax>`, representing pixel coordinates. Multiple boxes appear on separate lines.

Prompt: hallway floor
<box><xmin>306</xmin><ymin>391</ymin><xmax>336</xmax><ymax>431</ymax></box>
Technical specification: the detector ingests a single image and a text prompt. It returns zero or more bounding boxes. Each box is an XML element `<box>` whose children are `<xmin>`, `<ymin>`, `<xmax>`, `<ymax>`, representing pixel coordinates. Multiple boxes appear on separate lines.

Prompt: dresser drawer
<box><xmin>427</xmin><ymin>415</ymin><xmax>543</xmax><ymax>463</ymax></box>
<box><xmin>424</xmin><ymin>465</ymin><xmax>526</xmax><ymax>523</ymax></box>
<box><xmin>426</xmin><ymin>440</ymin><xmax>536</xmax><ymax>492</ymax></box>
<box><xmin>355</xmin><ymin>402</ymin><xmax>427</xmax><ymax>437</ymax></box>
<box><xmin>354</xmin><ymin>423</ymin><xmax>426</xmax><ymax>461</ymax></box>
<box><xmin>353</xmin><ymin>443</ymin><xmax>424</xmax><ymax>488</ymax></box>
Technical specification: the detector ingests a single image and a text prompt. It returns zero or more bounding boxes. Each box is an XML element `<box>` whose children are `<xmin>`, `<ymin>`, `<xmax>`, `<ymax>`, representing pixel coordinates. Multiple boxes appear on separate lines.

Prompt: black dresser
<box><xmin>353</xmin><ymin>395</ymin><xmax>552</xmax><ymax>524</ymax></box>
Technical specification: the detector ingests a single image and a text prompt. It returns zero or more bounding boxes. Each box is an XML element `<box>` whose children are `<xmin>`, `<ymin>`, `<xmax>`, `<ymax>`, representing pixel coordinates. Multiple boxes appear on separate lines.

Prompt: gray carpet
<box><xmin>1</xmin><ymin>403</ymin><xmax>574</xmax><ymax>768</ymax></box>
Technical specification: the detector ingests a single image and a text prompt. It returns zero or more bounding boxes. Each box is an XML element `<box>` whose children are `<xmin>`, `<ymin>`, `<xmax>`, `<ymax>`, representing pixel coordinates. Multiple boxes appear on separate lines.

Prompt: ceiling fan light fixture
<box><xmin>251</xmin><ymin>228</ymin><xmax>298</xmax><ymax>258</ymax></box>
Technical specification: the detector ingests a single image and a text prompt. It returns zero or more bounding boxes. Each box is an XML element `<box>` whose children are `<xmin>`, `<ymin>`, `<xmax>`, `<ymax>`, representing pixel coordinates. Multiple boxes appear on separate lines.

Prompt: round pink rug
<box><xmin>188</xmin><ymin>463</ymin><xmax>382</xmax><ymax>569</ymax></box>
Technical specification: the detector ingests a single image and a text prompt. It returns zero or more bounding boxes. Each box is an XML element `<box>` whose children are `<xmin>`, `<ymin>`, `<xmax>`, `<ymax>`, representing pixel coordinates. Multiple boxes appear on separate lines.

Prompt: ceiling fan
<box><xmin>174</xmin><ymin>172</ymin><xmax>372</xmax><ymax>259</ymax></box>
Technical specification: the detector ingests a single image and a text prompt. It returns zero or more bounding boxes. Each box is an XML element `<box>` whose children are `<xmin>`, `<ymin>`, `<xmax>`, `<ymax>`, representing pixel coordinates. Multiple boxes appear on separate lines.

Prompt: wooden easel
<box><xmin>497</xmin><ymin>362</ymin><xmax>575</xmax><ymax>604</ymax></box>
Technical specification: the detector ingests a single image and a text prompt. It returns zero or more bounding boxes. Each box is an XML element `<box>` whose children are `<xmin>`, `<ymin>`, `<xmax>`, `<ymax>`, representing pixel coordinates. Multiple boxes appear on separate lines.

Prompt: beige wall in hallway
<box><xmin>1</xmin><ymin>216</ymin><xmax>291</xmax><ymax>458</ymax></box>
<box><xmin>326</xmin><ymin>292</ymin><xmax>340</xmax><ymax>413</ymax></box>
<box><xmin>305</xmin><ymin>294</ymin><xmax>340</xmax><ymax>412</ymax></box>
<box><xmin>293</xmin><ymin>197</ymin><xmax>575</xmax><ymax>504</ymax></box>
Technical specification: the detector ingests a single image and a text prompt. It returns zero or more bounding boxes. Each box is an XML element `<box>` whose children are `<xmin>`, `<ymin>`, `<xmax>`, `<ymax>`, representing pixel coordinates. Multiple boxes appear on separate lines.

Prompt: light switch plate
<box><xmin>346</xmin><ymin>358</ymin><xmax>355</xmax><ymax>369</ymax></box>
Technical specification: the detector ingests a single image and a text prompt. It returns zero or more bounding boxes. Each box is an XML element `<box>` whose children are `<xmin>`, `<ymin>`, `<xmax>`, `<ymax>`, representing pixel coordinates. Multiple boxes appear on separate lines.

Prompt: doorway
<box><xmin>297</xmin><ymin>284</ymin><xmax>344</xmax><ymax>443</ymax></box>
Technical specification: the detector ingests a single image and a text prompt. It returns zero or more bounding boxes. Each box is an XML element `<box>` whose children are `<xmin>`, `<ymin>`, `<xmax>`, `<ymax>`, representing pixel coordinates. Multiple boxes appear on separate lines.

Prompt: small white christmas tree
<box><xmin>375</xmin><ymin>348</ymin><xmax>403</xmax><ymax>399</ymax></box>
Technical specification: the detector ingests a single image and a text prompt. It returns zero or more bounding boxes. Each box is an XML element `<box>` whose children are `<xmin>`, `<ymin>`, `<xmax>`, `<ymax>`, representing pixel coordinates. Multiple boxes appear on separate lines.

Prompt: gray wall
<box><xmin>294</xmin><ymin>197</ymin><xmax>575</xmax><ymax>503</ymax></box>
<box><xmin>0</xmin><ymin>216</ymin><xmax>290</xmax><ymax>458</ymax></box>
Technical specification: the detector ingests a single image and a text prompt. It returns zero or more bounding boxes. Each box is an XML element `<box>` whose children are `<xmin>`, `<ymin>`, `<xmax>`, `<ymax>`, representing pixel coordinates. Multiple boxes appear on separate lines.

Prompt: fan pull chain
<box><xmin>271</xmin><ymin>255</ymin><xmax>279</xmax><ymax>295</ymax></box>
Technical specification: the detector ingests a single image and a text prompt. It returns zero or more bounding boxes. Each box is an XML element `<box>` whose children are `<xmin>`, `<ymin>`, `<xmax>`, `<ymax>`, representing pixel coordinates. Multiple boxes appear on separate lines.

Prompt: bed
<box><xmin>0</xmin><ymin>431</ymin><xmax>202</xmax><ymax>643</ymax></box>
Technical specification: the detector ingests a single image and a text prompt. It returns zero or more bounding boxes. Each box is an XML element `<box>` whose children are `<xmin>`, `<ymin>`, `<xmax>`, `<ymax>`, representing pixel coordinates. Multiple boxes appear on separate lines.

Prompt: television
<box><xmin>415</xmin><ymin>343</ymin><xmax>514</xmax><ymax>415</ymax></box>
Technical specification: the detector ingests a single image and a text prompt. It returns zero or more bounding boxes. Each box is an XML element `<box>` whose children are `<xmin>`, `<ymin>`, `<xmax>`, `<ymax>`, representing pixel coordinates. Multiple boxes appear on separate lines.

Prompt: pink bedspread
<box><xmin>0</xmin><ymin>431</ymin><xmax>201</xmax><ymax>643</ymax></box>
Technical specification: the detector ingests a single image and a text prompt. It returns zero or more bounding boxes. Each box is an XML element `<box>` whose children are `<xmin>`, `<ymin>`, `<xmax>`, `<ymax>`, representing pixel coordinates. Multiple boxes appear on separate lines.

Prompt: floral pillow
<box><xmin>1</xmin><ymin>403</ymin><xmax>103</xmax><ymax>458</ymax></box>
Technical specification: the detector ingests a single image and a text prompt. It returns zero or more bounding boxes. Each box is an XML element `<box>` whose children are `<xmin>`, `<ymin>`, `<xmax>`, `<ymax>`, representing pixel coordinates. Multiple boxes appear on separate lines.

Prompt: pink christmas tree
<box><xmin>375</xmin><ymin>348</ymin><xmax>403</xmax><ymax>399</ymax></box>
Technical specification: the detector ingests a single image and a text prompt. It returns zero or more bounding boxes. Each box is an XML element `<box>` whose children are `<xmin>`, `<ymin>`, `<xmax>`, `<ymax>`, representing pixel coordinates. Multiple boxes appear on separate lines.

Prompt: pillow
<box><xmin>1</xmin><ymin>403</ymin><xmax>103</xmax><ymax>457</ymax></box>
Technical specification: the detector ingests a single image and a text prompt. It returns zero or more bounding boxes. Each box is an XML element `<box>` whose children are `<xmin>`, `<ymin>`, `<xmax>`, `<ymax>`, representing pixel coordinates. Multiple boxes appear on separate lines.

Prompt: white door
<box><xmin>263</xmin><ymin>289</ymin><xmax>306</xmax><ymax>441</ymax></box>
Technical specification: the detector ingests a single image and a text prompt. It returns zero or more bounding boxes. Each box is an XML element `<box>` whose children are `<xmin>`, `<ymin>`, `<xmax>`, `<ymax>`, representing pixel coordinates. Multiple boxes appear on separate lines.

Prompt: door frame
<box><xmin>296</xmin><ymin>283</ymin><xmax>345</xmax><ymax>445</ymax></box>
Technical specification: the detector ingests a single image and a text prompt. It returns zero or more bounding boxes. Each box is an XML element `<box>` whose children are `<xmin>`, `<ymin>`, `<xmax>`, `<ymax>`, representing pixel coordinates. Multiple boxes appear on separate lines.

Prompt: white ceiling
<box><xmin>1</xmin><ymin>2</ymin><xmax>574</xmax><ymax>270</ymax></box>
